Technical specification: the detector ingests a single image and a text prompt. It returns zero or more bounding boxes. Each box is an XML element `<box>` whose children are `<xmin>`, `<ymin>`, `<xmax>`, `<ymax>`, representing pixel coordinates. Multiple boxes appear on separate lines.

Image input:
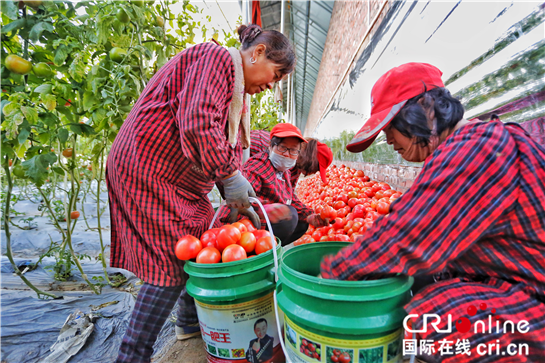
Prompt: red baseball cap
<box><xmin>346</xmin><ymin>63</ymin><xmax>444</xmax><ymax>153</ymax></box>
<box><xmin>317</xmin><ymin>141</ymin><xmax>333</xmax><ymax>184</ymax></box>
<box><xmin>270</xmin><ymin>123</ymin><xmax>307</xmax><ymax>143</ymax></box>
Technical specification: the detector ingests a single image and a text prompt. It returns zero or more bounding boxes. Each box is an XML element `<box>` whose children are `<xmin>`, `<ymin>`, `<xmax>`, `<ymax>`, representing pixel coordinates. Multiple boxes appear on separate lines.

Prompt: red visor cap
<box><xmin>346</xmin><ymin>63</ymin><xmax>444</xmax><ymax>153</ymax></box>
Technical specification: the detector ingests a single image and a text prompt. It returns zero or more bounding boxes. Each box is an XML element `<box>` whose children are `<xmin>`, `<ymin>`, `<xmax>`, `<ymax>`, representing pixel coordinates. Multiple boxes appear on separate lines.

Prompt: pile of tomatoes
<box><xmin>174</xmin><ymin>220</ymin><xmax>276</xmax><ymax>264</ymax></box>
<box><xmin>329</xmin><ymin>349</ymin><xmax>352</xmax><ymax>363</ymax></box>
<box><xmin>300</xmin><ymin>339</ymin><xmax>321</xmax><ymax>361</ymax></box>
<box><xmin>294</xmin><ymin>165</ymin><xmax>402</xmax><ymax>245</ymax></box>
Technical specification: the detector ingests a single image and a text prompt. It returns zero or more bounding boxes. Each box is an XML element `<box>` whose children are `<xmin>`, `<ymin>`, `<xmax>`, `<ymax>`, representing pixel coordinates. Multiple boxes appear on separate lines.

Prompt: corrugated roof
<box><xmin>258</xmin><ymin>0</ymin><xmax>334</xmax><ymax>133</ymax></box>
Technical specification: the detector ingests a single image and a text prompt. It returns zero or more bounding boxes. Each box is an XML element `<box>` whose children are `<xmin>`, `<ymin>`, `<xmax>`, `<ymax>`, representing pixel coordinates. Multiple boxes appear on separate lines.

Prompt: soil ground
<box><xmin>157</xmin><ymin>337</ymin><xmax>208</xmax><ymax>363</ymax></box>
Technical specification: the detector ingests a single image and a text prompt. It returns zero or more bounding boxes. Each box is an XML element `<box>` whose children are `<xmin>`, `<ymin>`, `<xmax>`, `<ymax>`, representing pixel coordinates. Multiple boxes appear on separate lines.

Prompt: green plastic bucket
<box><xmin>276</xmin><ymin>242</ymin><xmax>413</xmax><ymax>363</ymax></box>
<box><xmin>185</xmin><ymin>242</ymin><xmax>285</xmax><ymax>363</ymax></box>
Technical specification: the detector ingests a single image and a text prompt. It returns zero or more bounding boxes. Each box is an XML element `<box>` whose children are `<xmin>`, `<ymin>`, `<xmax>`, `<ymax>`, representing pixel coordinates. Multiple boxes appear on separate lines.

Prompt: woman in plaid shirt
<box><xmin>234</xmin><ymin>123</ymin><xmax>329</xmax><ymax>244</ymax></box>
<box><xmin>320</xmin><ymin>63</ymin><xmax>545</xmax><ymax>362</ymax></box>
<box><xmin>249</xmin><ymin>129</ymin><xmax>334</xmax><ymax>188</ymax></box>
<box><xmin>107</xmin><ymin>24</ymin><xmax>296</xmax><ymax>363</ymax></box>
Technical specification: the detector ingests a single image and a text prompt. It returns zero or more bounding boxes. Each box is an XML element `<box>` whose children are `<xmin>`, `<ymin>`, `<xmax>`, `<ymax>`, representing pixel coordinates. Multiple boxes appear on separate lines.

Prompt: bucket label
<box><xmin>283</xmin><ymin>315</ymin><xmax>402</xmax><ymax>363</ymax></box>
<box><xmin>196</xmin><ymin>292</ymin><xmax>284</xmax><ymax>362</ymax></box>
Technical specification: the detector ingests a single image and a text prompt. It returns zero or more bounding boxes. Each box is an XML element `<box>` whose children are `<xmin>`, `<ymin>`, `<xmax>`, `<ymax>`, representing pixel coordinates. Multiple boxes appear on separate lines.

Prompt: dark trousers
<box><xmin>116</xmin><ymin>283</ymin><xmax>199</xmax><ymax>363</ymax></box>
<box><xmin>268</xmin><ymin>205</ymin><xmax>309</xmax><ymax>246</ymax></box>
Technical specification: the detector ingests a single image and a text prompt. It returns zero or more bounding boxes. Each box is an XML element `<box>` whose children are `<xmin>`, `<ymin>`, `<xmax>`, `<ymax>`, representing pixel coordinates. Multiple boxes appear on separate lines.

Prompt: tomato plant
<box><xmin>1</xmin><ymin>0</ymin><xmax>206</xmax><ymax>297</ymax></box>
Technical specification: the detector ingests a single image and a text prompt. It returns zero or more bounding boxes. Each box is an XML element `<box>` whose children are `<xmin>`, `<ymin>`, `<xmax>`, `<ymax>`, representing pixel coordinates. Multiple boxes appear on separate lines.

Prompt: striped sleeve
<box><xmin>176</xmin><ymin>46</ymin><xmax>238</xmax><ymax>181</ymax></box>
<box><xmin>321</xmin><ymin>123</ymin><xmax>518</xmax><ymax>280</ymax></box>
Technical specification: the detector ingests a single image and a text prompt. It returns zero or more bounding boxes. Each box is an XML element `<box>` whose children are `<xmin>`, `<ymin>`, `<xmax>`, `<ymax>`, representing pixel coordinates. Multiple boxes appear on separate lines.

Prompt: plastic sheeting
<box><xmin>1</xmin><ymin>187</ymin><xmax>184</xmax><ymax>362</ymax></box>
<box><xmin>1</xmin><ymin>256</ymin><xmax>178</xmax><ymax>363</ymax></box>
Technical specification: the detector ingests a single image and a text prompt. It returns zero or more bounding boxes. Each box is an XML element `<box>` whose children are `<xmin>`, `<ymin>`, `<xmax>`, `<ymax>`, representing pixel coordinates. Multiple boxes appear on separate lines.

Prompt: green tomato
<box><xmin>131</xmin><ymin>0</ymin><xmax>145</xmax><ymax>6</ymax></box>
<box><xmin>156</xmin><ymin>16</ymin><xmax>164</xmax><ymax>27</ymax></box>
<box><xmin>315</xmin><ymin>348</ymin><xmax>320</xmax><ymax>355</ymax></box>
<box><xmin>23</xmin><ymin>0</ymin><xmax>43</xmax><ymax>8</ymax></box>
<box><xmin>12</xmin><ymin>165</ymin><xmax>28</xmax><ymax>179</ymax></box>
<box><xmin>32</xmin><ymin>62</ymin><xmax>54</xmax><ymax>78</ymax></box>
<box><xmin>5</xmin><ymin>54</ymin><xmax>32</xmax><ymax>75</ymax></box>
<box><xmin>116</xmin><ymin>8</ymin><xmax>130</xmax><ymax>23</ymax></box>
<box><xmin>109</xmin><ymin>47</ymin><xmax>127</xmax><ymax>63</ymax></box>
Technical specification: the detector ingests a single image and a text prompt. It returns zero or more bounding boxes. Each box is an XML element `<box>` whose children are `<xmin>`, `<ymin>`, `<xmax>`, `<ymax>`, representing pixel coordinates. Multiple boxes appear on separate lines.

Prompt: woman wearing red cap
<box><xmin>230</xmin><ymin>123</ymin><xmax>330</xmax><ymax>245</ymax></box>
<box><xmin>249</xmin><ymin>129</ymin><xmax>333</xmax><ymax>186</ymax></box>
<box><xmin>320</xmin><ymin>63</ymin><xmax>545</xmax><ymax>361</ymax></box>
<box><xmin>107</xmin><ymin>24</ymin><xmax>296</xmax><ymax>362</ymax></box>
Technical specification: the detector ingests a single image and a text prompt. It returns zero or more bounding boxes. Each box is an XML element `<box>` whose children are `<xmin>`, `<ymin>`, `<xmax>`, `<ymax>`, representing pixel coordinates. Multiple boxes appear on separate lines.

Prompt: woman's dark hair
<box><xmin>269</xmin><ymin>136</ymin><xmax>302</xmax><ymax>150</ymax></box>
<box><xmin>237</xmin><ymin>24</ymin><xmax>296</xmax><ymax>75</ymax></box>
<box><xmin>390</xmin><ymin>87</ymin><xmax>465</xmax><ymax>146</ymax></box>
<box><xmin>296</xmin><ymin>138</ymin><xmax>319</xmax><ymax>174</ymax></box>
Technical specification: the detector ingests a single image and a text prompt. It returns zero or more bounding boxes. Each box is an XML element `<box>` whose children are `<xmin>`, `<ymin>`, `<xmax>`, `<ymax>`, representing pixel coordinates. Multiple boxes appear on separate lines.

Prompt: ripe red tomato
<box><xmin>333</xmin><ymin>201</ymin><xmax>346</xmax><ymax>210</ymax></box>
<box><xmin>175</xmin><ymin>235</ymin><xmax>202</xmax><ymax>260</ymax></box>
<box><xmin>333</xmin><ymin>349</ymin><xmax>341</xmax><ymax>356</ymax></box>
<box><xmin>238</xmin><ymin>231</ymin><xmax>256</xmax><ymax>253</ymax></box>
<box><xmin>252</xmin><ymin>229</ymin><xmax>270</xmax><ymax>241</ymax></box>
<box><xmin>255</xmin><ymin>236</ymin><xmax>273</xmax><ymax>254</ymax></box>
<box><xmin>301</xmin><ymin>339</ymin><xmax>308</xmax><ymax>346</ymax></box>
<box><xmin>231</xmin><ymin>221</ymin><xmax>247</xmax><ymax>233</ymax></box>
<box><xmin>239</xmin><ymin>219</ymin><xmax>257</xmax><ymax>232</ymax></box>
<box><xmin>70</xmin><ymin>211</ymin><xmax>80</xmax><ymax>219</ymax></box>
<box><xmin>331</xmin><ymin>355</ymin><xmax>339</xmax><ymax>362</ymax></box>
<box><xmin>311</xmin><ymin>230</ymin><xmax>323</xmax><ymax>241</ymax></box>
<box><xmin>352</xmin><ymin>204</ymin><xmax>366</xmax><ymax>218</ymax></box>
<box><xmin>320</xmin><ymin>206</ymin><xmax>337</xmax><ymax>220</ymax></box>
<box><xmin>377</xmin><ymin>201</ymin><xmax>390</xmax><ymax>214</ymax></box>
<box><xmin>347</xmin><ymin>198</ymin><xmax>358</xmax><ymax>208</ymax></box>
<box><xmin>339</xmin><ymin>352</ymin><xmax>351</xmax><ymax>363</ymax></box>
<box><xmin>217</xmin><ymin>225</ymin><xmax>241</xmax><ymax>252</ymax></box>
<box><xmin>221</xmin><ymin>244</ymin><xmax>247</xmax><ymax>262</ymax></box>
<box><xmin>308</xmin><ymin>344</ymin><xmax>315</xmax><ymax>352</ymax></box>
<box><xmin>200</xmin><ymin>230</ymin><xmax>218</xmax><ymax>248</ymax></box>
<box><xmin>196</xmin><ymin>246</ymin><xmax>221</xmax><ymax>264</ymax></box>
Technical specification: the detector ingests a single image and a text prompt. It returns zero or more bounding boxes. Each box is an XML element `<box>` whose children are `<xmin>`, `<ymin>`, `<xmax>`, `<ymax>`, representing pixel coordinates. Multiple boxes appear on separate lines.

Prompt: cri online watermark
<box><xmin>402</xmin><ymin>304</ymin><xmax>531</xmax><ymax>357</ymax></box>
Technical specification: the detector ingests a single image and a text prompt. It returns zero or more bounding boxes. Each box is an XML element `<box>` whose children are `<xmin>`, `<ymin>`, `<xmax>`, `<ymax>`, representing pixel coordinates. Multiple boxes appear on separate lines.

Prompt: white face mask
<box><xmin>269</xmin><ymin>152</ymin><xmax>296</xmax><ymax>172</ymax></box>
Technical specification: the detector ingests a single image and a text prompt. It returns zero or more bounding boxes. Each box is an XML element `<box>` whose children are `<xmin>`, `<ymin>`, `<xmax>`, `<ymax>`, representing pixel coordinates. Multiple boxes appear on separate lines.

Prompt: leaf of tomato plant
<box><xmin>21</xmin><ymin>106</ymin><xmax>39</xmax><ymax>124</ymax></box>
<box><xmin>18</xmin><ymin>125</ymin><xmax>31</xmax><ymax>145</ymax></box>
<box><xmin>40</xmin><ymin>112</ymin><xmax>59</xmax><ymax>128</ymax></box>
<box><xmin>0</xmin><ymin>0</ymin><xmax>18</xmax><ymax>20</ymax></box>
<box><xmin>34</xmin><ymin>84</ymin><xmax>53</xmax><ymax>94</ymax></box>
<box><xmin>52</xmin><ymin>166</ymin><xmax>65</xmax><ymax>176</ymax></box>
<box><xmin>22</xmin><ymin>152</ymin><xmax>57</xmax><ymax>187</ymax></box>
<box><xmin>40</xmin><ymin>94</ymin><xmax>57</xmax><ymax>111</ymax></box>
<box><xmin>83</xmin><ymin>91</ymin><xmax>97</xmax><ymax>111</ymax></box>
<box><xmin>54</xmin><ymin>44</ymin><xmax>70</xmax><ymax>66</ymax></box>
<box><xmin>69</xmin><ymin>123</ymin><xmax>96</xmax><ymax>136</ymax></box>
<box><xmin>69</xmin><ymin>55</ymin><xmax>86</xmax><ymax>83</ymax></box>
<box><xmin>1</xmin><ymin>18</ymin><xmax>27</xmax><ymax>35</ymax></box>
<box><xmin>57</xmin><ymin>128</ymin><xmax>69</xmax><ymax>143</ymax></box>
<box><xmin>29</xmin><ymin>22</ymin><xmax>55</xmax><ymax>42</ymax></box>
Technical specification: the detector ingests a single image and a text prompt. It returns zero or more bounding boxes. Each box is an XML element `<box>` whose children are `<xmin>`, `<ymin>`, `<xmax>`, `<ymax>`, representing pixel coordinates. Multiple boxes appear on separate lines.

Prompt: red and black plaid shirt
<box><xmin>106</xmin><ymin>43</ymin><xmax>242</xmax><ymax>286</ymax></box>
<box><xmin>244</xmin><ymin>152</ymin><xmax>313</xmax><ymax>223</ymax></box>
<box><xmin>250</xmin><ymin>129</ymin><xmax>271</xmax><ymax>157</ymax></box>
<box><xmin>250</xmin><ymin>129</ymin><xmax>302</xmax><ymax>188</ymax></box>
<box><xmin>321</xmin><ymin>121</ymin><xmax>545</xmax><ymax>361</ymax></box>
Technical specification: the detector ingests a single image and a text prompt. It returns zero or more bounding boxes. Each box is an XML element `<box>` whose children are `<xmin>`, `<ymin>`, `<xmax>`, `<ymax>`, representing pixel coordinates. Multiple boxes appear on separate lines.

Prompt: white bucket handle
<box><xmin>211</xmin><ymin>199</ymin><xmax>291</xmax><ymax>361</ymax></box>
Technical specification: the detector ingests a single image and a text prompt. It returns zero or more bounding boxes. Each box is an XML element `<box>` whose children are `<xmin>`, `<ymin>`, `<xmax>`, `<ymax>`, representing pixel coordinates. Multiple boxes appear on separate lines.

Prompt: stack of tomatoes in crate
<box><xmin>175</xmin><ymin>220</ymin><xmax>275</xmax><ymax>264</ymax></box>
<box><xmin>294</xmin><ymin>165</ymin><xmax>403</xmax><ymax>245</ymax></box>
